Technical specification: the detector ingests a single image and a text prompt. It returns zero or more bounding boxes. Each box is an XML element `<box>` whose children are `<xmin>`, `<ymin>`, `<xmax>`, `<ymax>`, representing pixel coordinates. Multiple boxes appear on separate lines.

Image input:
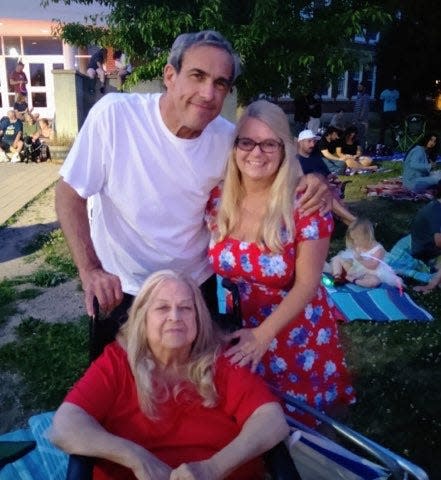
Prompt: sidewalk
<box><xmin>0</xmin><ymin>163</ymin><xmax>61</xmax><ymax>225</ymax></box>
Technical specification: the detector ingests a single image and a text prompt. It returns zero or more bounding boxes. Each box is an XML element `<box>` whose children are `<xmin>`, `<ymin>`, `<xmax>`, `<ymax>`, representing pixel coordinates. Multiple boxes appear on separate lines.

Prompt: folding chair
<box><xmin>396</xmin><ymin>114</ymin><xmax>426</xmax><ymax>152</ymax></box>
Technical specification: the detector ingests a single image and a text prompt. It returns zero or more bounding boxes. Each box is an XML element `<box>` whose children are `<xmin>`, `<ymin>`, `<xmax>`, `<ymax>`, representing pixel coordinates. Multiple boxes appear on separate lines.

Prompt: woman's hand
<box><xmin>170</xmin><ymin>459</ymin><xmax>220</xmax><ymax>480</ymax></box>
<box><xmin>125</xmin><ymin>442</ymin><xmax>172</xmax><ymax>480</ymax></box>
<box><xmin>224</xmin><ymin>327</ymin><xmax>272</xmax><ymax>372</ymax></box>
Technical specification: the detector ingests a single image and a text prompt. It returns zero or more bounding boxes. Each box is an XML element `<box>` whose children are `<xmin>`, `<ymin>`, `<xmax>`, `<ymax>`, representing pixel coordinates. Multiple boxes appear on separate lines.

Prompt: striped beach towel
<box><xmin>324</xmin><ymin>282</ymin><xmax>433</xmax><ymax>322</ymax></box>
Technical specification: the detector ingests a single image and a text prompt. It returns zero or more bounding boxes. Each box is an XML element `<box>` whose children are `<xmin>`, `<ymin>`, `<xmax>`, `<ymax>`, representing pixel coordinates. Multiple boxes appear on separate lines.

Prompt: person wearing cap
<box><xmin>297</xmin><ymin>129</ymin><xmax>329</xmax><ymax>177</ymax></box>
<box><xmin>297</xmin><ymin>129</ymin><xmax>356</xmax><ymax>225</ymax></box>
<box><xmin>55</xmin><ymin>30</ymin><xmax>330</xmax><ymax>333</ymax></box>
<box><xmin>9</xmin><ymin>61</ymin><xmax>28</xmax><ymax>99</ymax></box>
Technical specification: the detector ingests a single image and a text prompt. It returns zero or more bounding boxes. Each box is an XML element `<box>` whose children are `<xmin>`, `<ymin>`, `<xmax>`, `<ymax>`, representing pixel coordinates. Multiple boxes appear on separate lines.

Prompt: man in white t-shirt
<box><xmin>56</xmin><ymin>30</ymin><xmax>329</xmax><ymax>327</ymax></box>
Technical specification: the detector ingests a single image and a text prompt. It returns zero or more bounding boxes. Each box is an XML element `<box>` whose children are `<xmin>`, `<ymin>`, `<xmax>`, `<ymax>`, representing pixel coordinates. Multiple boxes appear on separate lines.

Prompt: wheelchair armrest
<box><xmin>66</xmin><ymin>454</ymin><xmax>94</xmax><ymax>480</ymax></box>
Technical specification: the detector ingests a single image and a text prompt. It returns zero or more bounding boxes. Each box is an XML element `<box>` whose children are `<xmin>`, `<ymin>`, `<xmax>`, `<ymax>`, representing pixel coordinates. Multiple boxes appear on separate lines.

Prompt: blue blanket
<box><xmin>0</xmin><ymin>412</ymin><xmax>67</xmax><ymax>480</ymax></box>
<box><xmin>324</xmin><ymin>282</ymin><xmax>433</xmax><ymax>322</ymax></box>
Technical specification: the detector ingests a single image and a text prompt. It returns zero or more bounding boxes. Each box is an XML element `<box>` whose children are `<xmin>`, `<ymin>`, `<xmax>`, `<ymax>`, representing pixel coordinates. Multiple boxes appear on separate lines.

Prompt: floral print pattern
<box><xmin>206</xmin><ymin>186</ymin><xmax>355</xmax><ymax>425</ymax></box>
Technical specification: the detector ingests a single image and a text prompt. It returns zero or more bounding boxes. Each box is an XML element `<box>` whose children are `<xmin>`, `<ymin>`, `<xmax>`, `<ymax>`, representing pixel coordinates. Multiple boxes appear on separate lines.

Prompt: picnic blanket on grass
<box><xmin>364</xmin><ymin>177</ymin><xmax>436</xmax><ymax>201</ymax></box>
<box><xmin>324</xmin><ymin>282</ymin><xmax>433</xmax><ymax>322</ymax></box>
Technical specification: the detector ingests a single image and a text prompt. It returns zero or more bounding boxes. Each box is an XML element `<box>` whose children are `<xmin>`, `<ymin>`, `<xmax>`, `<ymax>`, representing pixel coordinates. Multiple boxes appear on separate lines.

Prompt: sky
<box><xmin>0</xmin><ymin>0</ymin><xmax>110</xmax><ymax>23</ymax></box>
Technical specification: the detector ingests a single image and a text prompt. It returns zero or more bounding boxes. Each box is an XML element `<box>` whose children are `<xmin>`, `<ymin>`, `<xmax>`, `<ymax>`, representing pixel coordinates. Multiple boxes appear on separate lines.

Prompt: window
<box><xmin>336</xmin><ymin>74</ymin><xmax>346</xmax><ymax>98</ymax></box>
<box><xmin>30</xmin><ymin>64</ymin><xmax>46</xmax><ymax>87</ymax></box>
<box><xmin>23</xmin><ymin>37</ymin><xmax>63</xmax><ymax>55</ymax></box>
<box><xmin>31</xmin><ymin>92</ymin><xmax>47</xmax><ymax>108</ymax></box>
<box><xmin>4</xmin><ymin>37</ymin><xmax>21</xmax><ymax>57</ymax></box>
<box><xmin>52</xmin><ymin>63</ymin><xmax>64</xmax><ymax>70</ymax></box>
<box><xmin>348</xmin><ymin>70</ymin><xmax>361</xmax><ymax>98</ymax></box>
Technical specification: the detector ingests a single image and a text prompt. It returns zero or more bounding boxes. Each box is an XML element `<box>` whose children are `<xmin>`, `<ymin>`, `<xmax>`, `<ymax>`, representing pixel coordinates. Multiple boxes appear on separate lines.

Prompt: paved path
<box><xmin>0</xmin><ymin>162</ymin><xmax>61</xmax><ymax>225</ymax></box>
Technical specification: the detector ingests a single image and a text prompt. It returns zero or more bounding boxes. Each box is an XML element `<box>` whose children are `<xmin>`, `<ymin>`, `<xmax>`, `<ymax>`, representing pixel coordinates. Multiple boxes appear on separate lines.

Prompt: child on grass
<box><xmin>330</xmin><ymin>218</ymin><xmax>403</xmax><ymax>288</ymax></box>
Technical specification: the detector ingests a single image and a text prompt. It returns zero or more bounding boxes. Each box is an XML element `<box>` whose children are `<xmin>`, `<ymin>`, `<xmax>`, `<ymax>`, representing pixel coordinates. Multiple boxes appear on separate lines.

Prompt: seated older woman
<box><xmin>50</xmin><ymin>270</ymin><xmax>288</xmax><ymax>480</ymax></box>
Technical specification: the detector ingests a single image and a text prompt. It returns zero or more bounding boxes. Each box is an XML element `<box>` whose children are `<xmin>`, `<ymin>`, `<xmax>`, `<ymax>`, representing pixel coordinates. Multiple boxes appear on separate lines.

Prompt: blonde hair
<box><xmin>345</xmin><ymin>218</ymin><xmax>376</xmax><ymax>249</ymax></box>
<box><xmin>216</xmin><ymin>100</ymin><xmax>303</xmax><ymax>251</ymax></box>
<box><xmin>118</xmin><ymin>270</ymin><xmax>221</xmax><ymax>419</ymax></box>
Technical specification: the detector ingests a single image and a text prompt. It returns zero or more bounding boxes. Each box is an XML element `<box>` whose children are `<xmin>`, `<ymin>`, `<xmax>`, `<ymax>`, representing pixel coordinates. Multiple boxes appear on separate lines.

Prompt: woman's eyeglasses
<box><xmin>235</xmin><ymin>137</ymin><xmax>283</xmax><ymax>153</ymax></box>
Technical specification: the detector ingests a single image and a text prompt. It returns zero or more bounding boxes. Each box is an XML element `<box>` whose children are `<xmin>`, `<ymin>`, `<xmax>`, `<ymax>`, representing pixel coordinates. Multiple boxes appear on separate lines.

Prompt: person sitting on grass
<box><xmin>50</xmin><ymin>269</ymin><xmax>288</xmax><ymax>480</ymax></box>
<box><xmin>402</xmin><ymin>132</ymin><xmax>441</xmax><ymax>193</ymax></box>
<box><xmin>319</xmin><ymin>126</ymin><xmax>346</xmax><ymax>175</ymax></box>
<box><xmin>336</xmin><ymin>126</ymin><xmax>377</xmax><ymax>173</ymax></box>
<box><xmin>411</xmin><ymin>187</ymin><xmax>441</xmax><ymax>294</ymax></box>
<box><xmin>297</xmin><ymin>129</ymin><xmax>356</xmax><ymax>225</ymax></box>
<box><xmin>330</xmin><ymin>218</ymin><xmax>403</xmax><ymax>288</ymax></box>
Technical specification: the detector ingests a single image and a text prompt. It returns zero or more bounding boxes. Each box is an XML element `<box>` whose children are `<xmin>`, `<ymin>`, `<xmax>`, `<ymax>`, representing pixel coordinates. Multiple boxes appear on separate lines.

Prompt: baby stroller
<box><xmin>393</xmin><ymin>114</ymin><xmax>426</xmax><ymax>153</ymax></box>
<box><xmin>21</xmin><ymin>137</ymin><xmax>51</xmax><ymax>163</ymax></box>
<box><xmin>62</xmin><ymin>279</ymin><xmax>429</xmax><ymax>480</ymax></box>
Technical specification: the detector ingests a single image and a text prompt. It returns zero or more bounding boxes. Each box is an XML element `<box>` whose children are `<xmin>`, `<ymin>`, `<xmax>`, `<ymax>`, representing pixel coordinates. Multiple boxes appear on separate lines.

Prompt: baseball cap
<box><xmin>298</xmin><ymin>129</ymin><xmax>319</xmax><ymax>141</ymax></box>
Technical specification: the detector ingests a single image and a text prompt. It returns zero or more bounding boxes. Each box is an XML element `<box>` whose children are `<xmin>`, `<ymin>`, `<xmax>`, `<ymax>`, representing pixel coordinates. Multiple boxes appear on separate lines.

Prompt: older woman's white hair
<box><xmin>118</xmin><ymin>269</ymin><xmax>221</xmax><ymax>418</ymax></box>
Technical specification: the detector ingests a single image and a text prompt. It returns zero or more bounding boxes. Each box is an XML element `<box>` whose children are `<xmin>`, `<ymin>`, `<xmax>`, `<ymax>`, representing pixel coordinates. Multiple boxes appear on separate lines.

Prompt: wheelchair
<box><xmin>64</xmin><ymin>280</ymin><xmax>428</xmax><ymax>480</ymax></box>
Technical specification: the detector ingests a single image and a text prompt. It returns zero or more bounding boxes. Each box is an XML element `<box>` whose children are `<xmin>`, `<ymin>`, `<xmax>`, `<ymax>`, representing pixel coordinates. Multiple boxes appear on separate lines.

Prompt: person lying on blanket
<box><xmin>50</xmin><ymin>270</ymin><xmax>288</xmax><ymax>480</ymax></box>
<box><xmin>330</xmin><ymin>218</ymin><xmax>403</xmax><ymax>289</ymax></box>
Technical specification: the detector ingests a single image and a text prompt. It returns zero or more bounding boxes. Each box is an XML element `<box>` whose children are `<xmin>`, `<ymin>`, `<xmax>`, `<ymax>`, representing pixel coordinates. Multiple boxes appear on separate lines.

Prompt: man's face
<box><xmin>298</xmin><ymin>138</ymin><xmax>316</xmax><ymax>157</ymax></box>
<box><xmin>162</xmin><ymin>45</ymin><xmax>233</xmax><ymax>138</ymax></box>
<box><xmin>16</xmin><ymin>64</ymin><xmax>24</xmax><ymax>72</ymax></box>
<box><xmin>357</xmin><ymin>84</ymin><xmax>364</xmax><ymax>93</ymax></box>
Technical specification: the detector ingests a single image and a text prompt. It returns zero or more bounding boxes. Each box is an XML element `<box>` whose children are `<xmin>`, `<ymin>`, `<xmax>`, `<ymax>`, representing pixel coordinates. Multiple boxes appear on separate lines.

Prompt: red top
<box><xmin>9</xmin><ymin>70</ymin><xmax>28</xmax><ymax>94</ymax></box>
<box><xmin>65</xmin><ymin>342</ymin><xmax>277</xmax><ymax>480</ymax></box>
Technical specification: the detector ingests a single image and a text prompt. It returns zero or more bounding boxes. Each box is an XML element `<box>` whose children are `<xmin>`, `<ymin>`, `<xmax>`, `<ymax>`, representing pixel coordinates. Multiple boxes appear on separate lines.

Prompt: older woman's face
<box><xmin>146</xmin><ymin>279</ymin><xmax>197</xmax><ymax>358</ymax></box>
<box><xmin>235</xmin><ymin>117</ymin><xmax>283</xmax><ymax>183</ymax></box>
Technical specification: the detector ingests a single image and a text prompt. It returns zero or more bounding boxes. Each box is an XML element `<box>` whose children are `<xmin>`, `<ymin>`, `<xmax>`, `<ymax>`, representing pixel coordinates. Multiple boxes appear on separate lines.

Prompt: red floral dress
<box><xmin>206</xmin><ymin>186</ymin><xmax>355</xmax><ymax>424</ymax></box>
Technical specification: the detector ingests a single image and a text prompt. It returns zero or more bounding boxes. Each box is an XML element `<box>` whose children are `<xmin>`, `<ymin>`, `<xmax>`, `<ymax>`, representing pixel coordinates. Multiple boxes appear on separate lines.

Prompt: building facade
<box><xmin>0</xmin><ymin>0</ymin><xmax>108</xmax><ymax>119</ymax></box>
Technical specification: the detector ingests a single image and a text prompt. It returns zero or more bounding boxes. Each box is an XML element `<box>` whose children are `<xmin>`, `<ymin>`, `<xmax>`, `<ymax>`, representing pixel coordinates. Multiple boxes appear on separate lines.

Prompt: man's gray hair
<box><xmin>168</xmin><ymin>30</ymin><xmax>241</xmax><ymax>83</ymax></box>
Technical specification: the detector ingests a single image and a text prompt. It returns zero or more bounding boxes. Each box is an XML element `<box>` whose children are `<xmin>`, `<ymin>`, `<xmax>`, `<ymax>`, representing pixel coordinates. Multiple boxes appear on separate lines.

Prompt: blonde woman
<box><xmin>51</xmin><ymin>270</ymin><xmax>287</xmax><ymax>480</ymax></box>
<box><xmin>206</xmin><ymin>100</ymin><xmax>355</xmax><ymax>426</ymax></box>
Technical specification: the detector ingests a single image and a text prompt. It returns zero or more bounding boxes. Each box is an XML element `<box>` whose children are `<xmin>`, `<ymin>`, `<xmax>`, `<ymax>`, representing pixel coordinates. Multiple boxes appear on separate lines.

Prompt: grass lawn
<box><xmin>0</xmin><ymin>163</ymin><xmax>440</xmax><ymax>478</ymax></box>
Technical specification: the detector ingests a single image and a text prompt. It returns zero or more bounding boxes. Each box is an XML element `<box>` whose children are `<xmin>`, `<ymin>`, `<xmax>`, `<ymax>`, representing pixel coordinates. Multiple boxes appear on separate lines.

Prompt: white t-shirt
<box><xmin>60</xmin><ymin>93</ymin><xmax>234</xmax><ymax>295</ymax></box>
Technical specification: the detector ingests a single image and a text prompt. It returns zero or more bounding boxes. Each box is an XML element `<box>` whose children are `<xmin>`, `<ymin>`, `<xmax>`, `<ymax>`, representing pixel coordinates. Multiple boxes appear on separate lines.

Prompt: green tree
<box><xmin>45</xmin><ymin>0</ymin><xmax>390</xmax><ymax>104</ymax></box>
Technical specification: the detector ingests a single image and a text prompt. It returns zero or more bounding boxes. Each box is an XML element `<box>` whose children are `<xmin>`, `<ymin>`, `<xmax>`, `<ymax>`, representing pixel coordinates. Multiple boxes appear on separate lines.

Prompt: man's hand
<box><xmin>296</xmin><ymin>173</ymin><xmax>332</xmax><ymax>216</ymax></box>
<box><xmin>80</xmin><ymin>267</ymin><xmax>124</xmax><ymax>316</ymax></box>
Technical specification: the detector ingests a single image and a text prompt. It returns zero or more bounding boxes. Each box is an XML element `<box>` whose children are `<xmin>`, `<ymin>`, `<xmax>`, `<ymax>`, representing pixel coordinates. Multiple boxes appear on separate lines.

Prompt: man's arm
<box><xmin>55</xmin><ymin>179</ymin><xmax>123</xmax><ymax>315</ymax></box>
<box><xmin>296</xmin><ymin>173</ymin><xmax>333</xmax><ymax>215</ymax></box>
<box><xmin>320</xmin><ymin>147</ymin><xmax>344</xmax><ymax>162</ymax></box>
